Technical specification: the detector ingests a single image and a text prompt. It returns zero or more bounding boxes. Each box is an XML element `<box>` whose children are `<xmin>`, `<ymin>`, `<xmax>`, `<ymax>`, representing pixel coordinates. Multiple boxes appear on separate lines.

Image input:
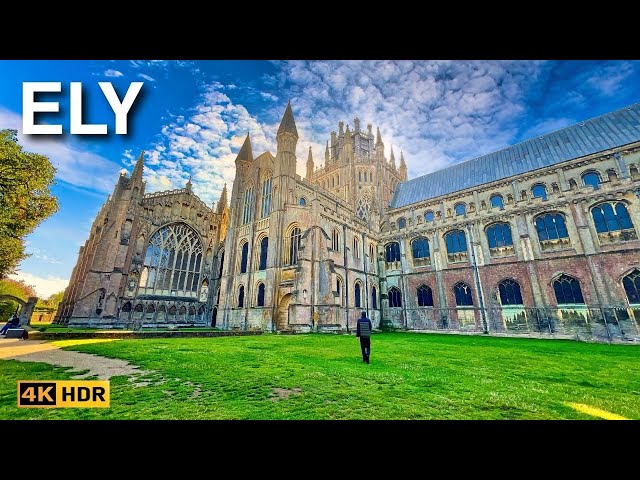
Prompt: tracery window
<box><xmin>260</xmin><ymin>177</ymin><xmax>272</xmax><ymax>218</ymax></box>
<box><xmin>139</xmin><ymin>223</ymin><xmax>203</xmax><ymax>297</ymax></box>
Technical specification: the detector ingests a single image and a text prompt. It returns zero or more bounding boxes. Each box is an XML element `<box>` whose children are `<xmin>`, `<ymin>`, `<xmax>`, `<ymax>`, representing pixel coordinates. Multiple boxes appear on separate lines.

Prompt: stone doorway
<box><xmin>277</xmin><ymin>294</ymin><xmax>292</xmax><ymax>331</ymax></box>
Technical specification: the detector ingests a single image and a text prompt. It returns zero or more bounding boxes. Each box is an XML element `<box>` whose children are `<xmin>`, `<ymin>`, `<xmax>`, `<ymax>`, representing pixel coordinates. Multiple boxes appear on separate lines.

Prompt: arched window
<box><xmin>299</xmin><ymin>197</ymin><xmax>306</xmax><ymax>206</ymax></box>
<box><xmin>623</xmin><ymin>269</ymin><xmax>640</xmax><ymax>305</ymax></box>
<box><xmin>336</xmin><ymin>277</ymin><xmax>343</xmax><ymax>306</ymax></box>
<box><xmin>237</xmin><ymin>285</ymin><xmax>245</xmax><ymax>308</ymax></box>
<box><xmin>490</xmin><ymin>194</ymin><xmax>504</xmax><ymax>209</ymax></box>
<box><xmin>424</xmin><ymin>210</ymin><xmax>434</xmax><ymax>223</ymax></box>
<box><xmin>371</xmin><ymin>286</ymin><xmax>377</xmax><ymax>309</ymax></box>
<box><xmin>353</xmin><ymin>237</ymin><xmax>360</xmax><ymax>258</ymax></box>
<box><xmin>411</xmin><ymin>237</ymin><xmax>430</xmax><ymax>259</ymax></box>
<box><xmin>140</xmin><ymin>223</ymin><xmax>203</xmax><ymax>297</ymax></box>
<box><xmin>369</xmin><ymin>244</ymin><xmax>375</xmax><ymax>262</ymax></box>
<box><xmin>260</xmin><ymin>177</ymin><xmax>272</xmax><ymax>218</ymax></box>
<box><xmin>354</xmin><ymin>282</ymin><xmax>361</xmax><ymax>308</ymax></box>
<box><xmin>454</xmin><ymin>282</ymin><xmax>474</xmax><ymax>306</ymax></box>
<box><xmin>337</xmin><ymin>174</ymin><xmax>340</xmax><ymax>186</ymax></box>
<box><xmin>242</xmin><ymin>187</ymin><xmax>254</xmax><ymax>224</ymax></box>
<box><xmin>122</xmin><ymin>301</ymin><xmax>132</xmax><ymax>312</ymax></box>
<box><xmin>369</xmin><ymin>172</ymin><xmax>373</xmax><ymax>182</ymax></box>
<box><xmin>417</xmin><ymin>285</ymin><xmax>434</xmax><ymax>307</ymax></box>
<box><xmin>553</xmin><ymin>274</ymin><xmax>584</xmax><ymax>305</ymax></box>
<box><xmin>445</xmin><ymin>230</ymin><xmax>467</xmax><ymax>259</ymax></box>
<box><xmin>258</xmin><ymin>236</ymin><xmax>268</xmax><ymax>270</ymax></box>
<box><xmin>240</xmin><ymin>241</ymin><xmax>249</xmax><ymax>273</ymax></box>
<box><xmin>332</xmin><ymin>177</ymin><xmax>335</xmax><ymax>188</ymax></box>
<box><xmin>332</xmin><ymin>229</ymin><xmax>340</xmax><ymax>252</ymax></box>
<box><xmin>388</xmin><ymin>287</ymin><xmax>402</xmax><ymax>307</ymax></box>
<box><xmin>486</xmin><ymin>223</ymin><xmax>513</xmax><ymax>248</ymax></box>
<box><xmin>591</xmin><ymin>202</ymin><xmax>634</xmax><ymax>233</ymax></box>
<box><xmin>285</xmin><ymin>226</ymin><xmax>301</xmax><ymax>266</ymax></box>
<box><xmin>257</xmin><ymin>283</ymin><xmax>265</xmax><ymax>307</ymax></box>
<box><xmin>535</xmin><ymin>213</ymin><xmax>569</xmax><ymax>241</ymax></box>
<box><xmin>454</xmin><ymin>203</ymin><xmax>466</xmax><ymax>216</ymax></box>
<box><xmin>397</xmin><ymin>217</ymin><xmax>407</xmax><ymax>229</ymax></box>
<box><xmin>582</xmin><ymin>171</ymin><xmax>600</xmax><ymax>190</ymax></box>
<box><xmin>358</xmin><ymin>171</ymin><xmax>362</xmax><ymax>182</ymax></box>
<box><xmin>531</xmin><ymin>184</ymin><xmax>548</xmax><ymax>201</ymax></box>
<box><xmin>498</xmin><ymin>279</ymin><xmax>523</xmax><ymax>305</ymax></box>
<box><xmin>385</xmin><ymin>242</ymin><xmax>401</xmax><ymax>262</ymax></box>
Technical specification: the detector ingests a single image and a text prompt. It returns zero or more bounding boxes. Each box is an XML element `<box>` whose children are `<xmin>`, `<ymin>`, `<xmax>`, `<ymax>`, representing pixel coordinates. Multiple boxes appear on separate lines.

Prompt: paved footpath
<box><xmin>0</xmin><ymin>338</ymin><xmax>145</xmax><ymax>380</ymax></box>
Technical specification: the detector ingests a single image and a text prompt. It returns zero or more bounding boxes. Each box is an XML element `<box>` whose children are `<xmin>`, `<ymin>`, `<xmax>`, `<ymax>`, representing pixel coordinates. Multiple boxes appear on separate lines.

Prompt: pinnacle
<box><xmin>236</xmin><ymin>134</ymin><xmax>253</xmax><ymax>162</ymax></box>
<box><xmin>277</xmin><ymin>100</ymin><xmax>298</xmax><ymax>137</ymax></box>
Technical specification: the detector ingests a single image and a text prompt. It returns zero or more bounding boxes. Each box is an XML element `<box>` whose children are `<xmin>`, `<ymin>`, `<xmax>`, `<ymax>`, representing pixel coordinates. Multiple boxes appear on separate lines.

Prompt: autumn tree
<box><xmin>0</xmin><ymin>129</ymin><xmax>58</xmax><ymax>277</ymax></box>
<box><xmin>0</xmin><ymin>277</ymin><xmax>37</xmax><ymax>320</ymax></box>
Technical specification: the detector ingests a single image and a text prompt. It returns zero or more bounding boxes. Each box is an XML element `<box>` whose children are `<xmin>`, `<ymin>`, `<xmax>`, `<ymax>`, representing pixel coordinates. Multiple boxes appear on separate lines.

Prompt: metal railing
<box><xmin>395</xmin><ymin>306</ymin><xmax>640</xmax><ymax>342</ymax></box>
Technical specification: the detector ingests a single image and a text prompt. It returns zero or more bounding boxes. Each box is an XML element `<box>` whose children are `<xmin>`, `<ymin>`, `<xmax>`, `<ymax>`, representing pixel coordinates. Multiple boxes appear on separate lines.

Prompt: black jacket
<box><xmin>356</xmin><ymin>317</ymin><xmax>372</xmax><ymax>338</ymax></box>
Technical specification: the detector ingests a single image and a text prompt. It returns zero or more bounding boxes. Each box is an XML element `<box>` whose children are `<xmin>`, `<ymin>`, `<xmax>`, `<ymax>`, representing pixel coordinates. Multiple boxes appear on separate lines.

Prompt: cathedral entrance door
<box><xmin>277</xmin><ymin>293</ymin><xmax>292</xmax><ymax>331</ymax></box>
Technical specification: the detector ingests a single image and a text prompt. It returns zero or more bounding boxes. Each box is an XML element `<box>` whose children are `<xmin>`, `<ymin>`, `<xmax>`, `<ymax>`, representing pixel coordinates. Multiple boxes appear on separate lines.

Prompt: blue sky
<box><xmin>2</xmin><ymin>60</ymin><xmax>639</xmax><ymax>297</ymax></box>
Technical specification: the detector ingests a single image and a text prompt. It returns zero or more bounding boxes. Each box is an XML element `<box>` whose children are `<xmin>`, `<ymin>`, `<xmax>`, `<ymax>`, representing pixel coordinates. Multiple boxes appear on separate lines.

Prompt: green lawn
<box><xmin>1</xmin><ymin>333</ymin><xmax>639</xmax><ymax>419</ymax></box>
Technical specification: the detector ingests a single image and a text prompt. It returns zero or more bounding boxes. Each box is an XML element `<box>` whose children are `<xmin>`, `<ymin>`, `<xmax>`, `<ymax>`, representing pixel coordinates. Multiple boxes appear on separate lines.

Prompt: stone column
<box><xmin>19</xmin><ymin>297</ymin><xmax>38</xmax><ymax>326</ymax></box>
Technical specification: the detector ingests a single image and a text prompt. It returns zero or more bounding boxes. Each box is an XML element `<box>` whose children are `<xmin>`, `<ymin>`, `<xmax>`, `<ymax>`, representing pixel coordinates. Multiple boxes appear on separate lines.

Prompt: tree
<box><xmin>0</xmin><ymin>277</ymin><xmax>36</xmax><ymax>320</ymax></box>
<box><xmin>36</xmin><ymin>290</ymin><xmax>65</xmax><ymax>309</ymax></box>
<box><xmin>0</xmin><ymin>129</ymin><xmax>58</xmax><ymax>277</ymax></box>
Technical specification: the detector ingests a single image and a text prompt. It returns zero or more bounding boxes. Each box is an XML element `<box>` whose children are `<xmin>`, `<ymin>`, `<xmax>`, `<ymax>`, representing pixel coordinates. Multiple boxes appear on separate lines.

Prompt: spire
<box><xmin>325</xmin><ymin>141</ymin><xmax>330</xmax><ymax>162</ymax></box>
<box><xmin>217</xmin><ymin>183</ymin><xmax>228</xmax><ymax>214</ymax></box>
<box><xmin>344</xmin><ymin>124</ymin><xmax>351</xmax><ymax>142</ymax></box>
<box><xmin>306</xmin><ymin>146</ymin><xmax>314</xmax><ymax>182</ymax></box>
<box><xmin>375</xmin><ymin>127</ymin><xmax>383</xmax><ymax>145</ymax></box>
<box><xmin>277</xmin><ymin>101</ymin><xmax>298</xmax><ymax>137</ymax></box>
<box><xmin>236</xmin><ymin>134</ymin><xmax>253</xmax><ymax>162</ymax></box>
<box><xmin>186</xmin><ymin>175</ymin><xmax>192</xmax><ymax>192</ymax></box>
<box><xmin>399</xmin><ymin>150</ymin><xmax>407</xmax><ymax>180</ymax></box>
<box><xmin>131</xmin><ymin>150</ymin><xmax>145</xmax><ymax>180</ymax></box>
<box><xmin>390</xmin><ymin>146</ymin><xmax>396</xmax><ymax>169</ymax></box>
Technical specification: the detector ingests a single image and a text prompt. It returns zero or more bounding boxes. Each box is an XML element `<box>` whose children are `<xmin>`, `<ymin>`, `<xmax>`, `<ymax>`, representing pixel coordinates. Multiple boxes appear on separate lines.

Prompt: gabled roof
<box><xmin>390</xmin><ymin>102</ymin><xmax>640</xmax><ymax>209</ymax></box>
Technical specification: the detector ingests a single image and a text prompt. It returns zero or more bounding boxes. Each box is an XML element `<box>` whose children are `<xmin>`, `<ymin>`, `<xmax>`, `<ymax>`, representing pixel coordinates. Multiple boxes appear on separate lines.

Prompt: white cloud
<box><xmin>585</xmin><ymin>62</ymin><xmax>634</xmax><ymax>97</ymax></box>
<box><xmin>0</xmin><ymin>107</ymin><xmax>123</xmax><ymax>193</ymax></box>
<box><xmin>141</xmin><ymin>84</ymin><xmax>278</xmax><ymax>205</ymax></box>
<box><xmin>138</xmin><ymin>73</ymin><xmax>156</xmax><ymax>82</ymax></box>
<box><xmin>10</xmin><ymin>271</ymin><xmax>68</xmax><ymax>298</ymax></box>
<box><xmin>104</xmin><ymin>69</ymin><xmax>123</xmax><ymax>78</ymax></box>
<box><xmin>275</xmin><ymin>60</ymin><xmax>548</xmax><ymax>179</ymax></box>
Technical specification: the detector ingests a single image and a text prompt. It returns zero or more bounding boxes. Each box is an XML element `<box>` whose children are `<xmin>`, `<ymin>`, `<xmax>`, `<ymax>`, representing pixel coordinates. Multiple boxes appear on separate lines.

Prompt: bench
<box><xmin>5</xmin><ymin>328</ymin><xmax>28</xmax><ymax>339</ymax></box>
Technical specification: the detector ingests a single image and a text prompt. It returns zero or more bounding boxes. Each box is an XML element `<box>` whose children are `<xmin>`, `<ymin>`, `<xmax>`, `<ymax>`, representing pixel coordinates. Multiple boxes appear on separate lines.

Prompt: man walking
<box><xmin>356</xmin><ymin>311</ymin><xmax>373</xmax><ymax>364</ymax></box>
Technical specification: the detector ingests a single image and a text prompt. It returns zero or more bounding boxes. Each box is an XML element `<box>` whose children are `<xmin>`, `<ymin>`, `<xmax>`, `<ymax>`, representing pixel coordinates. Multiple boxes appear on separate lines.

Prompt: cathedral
<box><xmin>56</xmin><ymin>101</ymin><xmax>640</xmax><ymax>340</ymax></box>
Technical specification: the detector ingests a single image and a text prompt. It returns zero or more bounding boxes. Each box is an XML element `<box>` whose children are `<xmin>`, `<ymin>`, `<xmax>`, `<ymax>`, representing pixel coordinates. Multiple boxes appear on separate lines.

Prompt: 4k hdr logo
<box><xmin>17</xmin><ymin>381</ymin><xmax>110</xmax><ymax>408</ymax></box>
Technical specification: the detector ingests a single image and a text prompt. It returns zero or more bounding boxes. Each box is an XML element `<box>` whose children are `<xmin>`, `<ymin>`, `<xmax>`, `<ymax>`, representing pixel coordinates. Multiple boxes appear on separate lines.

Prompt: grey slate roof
<box><xmin>390</xmin><ymin>102</ymin><xmax>640</xmax><ymax>209</ymax></box>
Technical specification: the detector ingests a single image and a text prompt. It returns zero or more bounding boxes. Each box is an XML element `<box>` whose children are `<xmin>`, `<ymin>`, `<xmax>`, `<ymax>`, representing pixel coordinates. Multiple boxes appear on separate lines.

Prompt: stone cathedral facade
<box><xmin>57</xmin><ymin>102</ymin><xmax>640</xmax><ymax>338</ymax></box>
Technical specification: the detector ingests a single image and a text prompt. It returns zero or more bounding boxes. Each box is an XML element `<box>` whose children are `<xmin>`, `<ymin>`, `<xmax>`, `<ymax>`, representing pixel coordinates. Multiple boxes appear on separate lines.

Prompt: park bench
<box><xmin>5</xmin><ymin>328</ymin><xmax>28</xmax><ymax>339</ymax></box>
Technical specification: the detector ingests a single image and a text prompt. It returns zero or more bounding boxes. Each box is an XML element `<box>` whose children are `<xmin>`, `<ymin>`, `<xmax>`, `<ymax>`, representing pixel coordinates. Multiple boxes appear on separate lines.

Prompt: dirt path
<box><xmin>0</xmin><ymin>339</ymin><xmax>146</xmax><ymax>380</ymax></box>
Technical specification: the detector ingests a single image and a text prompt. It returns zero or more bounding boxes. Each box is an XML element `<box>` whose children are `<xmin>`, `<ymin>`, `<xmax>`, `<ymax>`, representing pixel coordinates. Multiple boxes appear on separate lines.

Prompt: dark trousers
<box><xmin>1</xmin><ymin>322</ymin><xmax>18</xmax><ymax>335</ymax></box>
<box><xmin>359</xmin><ymin>337</ymin><xmax>371</xmax><ymax>362</ymax></box>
